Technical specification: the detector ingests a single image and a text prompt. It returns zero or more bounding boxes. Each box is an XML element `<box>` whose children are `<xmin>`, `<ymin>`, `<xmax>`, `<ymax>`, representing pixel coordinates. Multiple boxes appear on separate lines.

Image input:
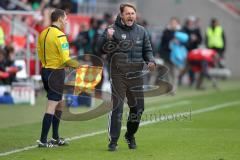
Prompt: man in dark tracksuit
<box><xmin>97</xmin><ymin>3</ymin><xmax>156</xmax><ymax>151</ymax></box>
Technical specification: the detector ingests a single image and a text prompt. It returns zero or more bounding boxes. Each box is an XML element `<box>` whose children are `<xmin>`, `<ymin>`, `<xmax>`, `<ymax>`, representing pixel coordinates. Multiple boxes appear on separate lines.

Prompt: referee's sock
<box><xmin>40</xmin><ymin>113</ymin><xmax>54</xmax><ymax>143</ymax></box>
<box><xmin>52</xmin><ymin>110</ymin><xmax>62</xmax><ymax>140</ymax></box>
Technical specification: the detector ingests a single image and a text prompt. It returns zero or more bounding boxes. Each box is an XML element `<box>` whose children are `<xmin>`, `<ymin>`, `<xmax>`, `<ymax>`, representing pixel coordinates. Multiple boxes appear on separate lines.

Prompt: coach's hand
<box><xmin>148</xmin><ymin>62</ymin><xmax>156</xmax><ymax>71</ymax></box>
<box><xmin>107</xmin><ymin>28</ymin><xmax>115</xmax><ymax>40</ymax></box>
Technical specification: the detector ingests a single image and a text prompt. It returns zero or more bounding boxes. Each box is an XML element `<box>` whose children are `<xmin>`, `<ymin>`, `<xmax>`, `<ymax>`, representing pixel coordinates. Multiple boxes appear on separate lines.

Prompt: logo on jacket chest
<box><xmin>121</xmin><ymin>34</ymin><xmax>127</xmax><ymax>40</ymax></box>
<box><xmin>136</xmin><ymin>37</ymin><xmax>142</xmax><ymax>44</ymax></box>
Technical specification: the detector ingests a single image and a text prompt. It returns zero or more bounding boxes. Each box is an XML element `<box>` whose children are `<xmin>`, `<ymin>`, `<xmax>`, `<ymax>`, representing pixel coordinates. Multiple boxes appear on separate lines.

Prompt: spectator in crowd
<box><xmin>73</xmin><ymin>17</ymin><xmax>104</xmax><ymax>62</ymax></box>
<box><xmin>4</xmin><ymin>45</ymin><xmax>15</xmax><ymax>67</ymax></box>
<box><xmin>183</xmin><ymin>16</ymin><xmax>202</xmax><ymax>51</ymax></box>
<box><xmin>103</xmin><ymin>12</ymin><xmax>114</xmax><ymax>26</ymax></box>
<box><xmin>159</xmin><ymin>17</ymin><xmax>181</xmax><ymax>92</ymax></box>
<box><xmin>80</xmin><ymin>17</ymin><xmax>98</xmax><ymax>56</ymax></box>
<box><xmin>187</xmin><ymin>48</ymin><xmax>218</xmax><ymax>89</ymax></box>
<box><xmin>0</xmin><ymin>49</ymin><xmax>9</xmax><ymax>85</ymax></box>
<box><xmin>169</xmin><ymin>31</ymin><xmax>189</xmax><ymax>70</ymax></box>
<box><xmin>4</xmin><ymin>45</ymin><xmax>19</xmax><ymax>84</ymax></box>
<box><xmin>72</xmin><ymin>23</ymin><xmax>89</xmax><ymax>57</ymax></box>
<box><xmin>181</xmin><ymin>16</ymin><xmax>202</xmax><ymax>86</ymax></box>
<box><xmin>0</xmin><ymin>46</ymin><xmax>19</xmax><ymax>85</ymax></box>
<box><xmin>205</xmin><ymin>18</ymin><xmax>226</xmax><ymax>67</ymax></box>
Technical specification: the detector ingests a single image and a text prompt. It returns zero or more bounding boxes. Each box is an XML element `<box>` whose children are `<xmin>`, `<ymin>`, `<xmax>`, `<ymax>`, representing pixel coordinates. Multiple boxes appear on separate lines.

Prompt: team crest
<box><xmin>136</xmin><ymin>37</ymin><xmax>141</xmax><ymax>44</ymax></box>
<box><xmin>121</xmin><ymin>34</ymin><xmax>127</xmax><ymax>40</ymax></box>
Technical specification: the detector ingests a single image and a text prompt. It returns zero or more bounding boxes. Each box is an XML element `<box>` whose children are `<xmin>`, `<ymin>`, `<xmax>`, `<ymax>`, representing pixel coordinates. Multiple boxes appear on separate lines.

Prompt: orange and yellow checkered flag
<box><xmin>73</xmin><ymin>65</ymin><xmax>103</xmax><ymax>95</ymax></box>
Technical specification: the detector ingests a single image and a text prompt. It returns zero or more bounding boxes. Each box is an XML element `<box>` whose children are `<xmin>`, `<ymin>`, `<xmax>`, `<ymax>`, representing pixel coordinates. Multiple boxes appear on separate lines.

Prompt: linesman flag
<box><xmin>73</xmin><ymin>65</ymin><xmax>103</xmax><ymax>95</ymax></box>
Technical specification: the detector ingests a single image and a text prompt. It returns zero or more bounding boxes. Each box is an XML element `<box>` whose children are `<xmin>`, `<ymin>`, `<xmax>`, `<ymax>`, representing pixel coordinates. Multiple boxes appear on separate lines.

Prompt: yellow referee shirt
<box><xmin>37</xmin><ymin>25</ymin><xmax>71</xmax><ymax>69</ymax></box>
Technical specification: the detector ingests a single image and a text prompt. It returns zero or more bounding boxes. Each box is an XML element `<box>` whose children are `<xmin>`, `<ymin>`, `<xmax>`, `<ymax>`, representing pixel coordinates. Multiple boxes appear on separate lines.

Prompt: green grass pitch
<box><xmin>0</xmin><ymin>79</ymin><xmax>239</xmax><ymax>160</ymax></box>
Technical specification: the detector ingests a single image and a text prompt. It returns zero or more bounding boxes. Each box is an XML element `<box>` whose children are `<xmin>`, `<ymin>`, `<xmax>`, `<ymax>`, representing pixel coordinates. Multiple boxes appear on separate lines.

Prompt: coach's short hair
<box><xmin>120</xmin><ymin>3</ymin><xmax>136</xmax><ymax>14</ymax></box>
<box><xmin>51</xmin><ymin>9</ymin><xmax>66</xmax><ymax>22</ymax></box>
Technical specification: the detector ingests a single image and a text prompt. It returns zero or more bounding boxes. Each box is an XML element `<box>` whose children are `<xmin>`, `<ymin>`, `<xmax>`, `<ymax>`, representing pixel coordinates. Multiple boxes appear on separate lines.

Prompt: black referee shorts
<box><xmin>41</xmin><ymin>68</ymin><xmax>65</xmax><ymax>101</ymax></box>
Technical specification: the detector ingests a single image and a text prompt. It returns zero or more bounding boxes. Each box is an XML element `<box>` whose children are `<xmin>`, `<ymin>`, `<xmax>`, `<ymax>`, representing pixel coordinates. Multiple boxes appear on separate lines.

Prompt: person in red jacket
<box><xmin>187</xmin><ymin>48</ymin><xmax>218</xmax><ymax>89</ymax></box>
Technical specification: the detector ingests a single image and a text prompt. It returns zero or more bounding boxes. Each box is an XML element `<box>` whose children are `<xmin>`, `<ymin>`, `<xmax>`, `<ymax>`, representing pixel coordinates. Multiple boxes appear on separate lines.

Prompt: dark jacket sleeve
<box><xmin>142</xmin><ymin>29</ymin><xmax>155</xmax><ymax>64</ymax></box>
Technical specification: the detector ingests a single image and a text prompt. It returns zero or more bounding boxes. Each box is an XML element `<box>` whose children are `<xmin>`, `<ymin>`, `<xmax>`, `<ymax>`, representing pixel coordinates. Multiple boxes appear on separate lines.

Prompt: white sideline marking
<box><xmin>0</xmin><ymin>100</ymin><xmax>239</xmax><ymax>157</ymax></box>
<box><xmin>209</xmin><ymin>0</ymin><xmax>240</xmax><ymax>19</ymax></box>
<box><xmin>145</xmin><ymin>100</ymin><xmax>190</xmax><ymax>112</ymax></box>
<box><xmin>140</xmin><ymin>101</ymin><xmax>240</xmax><ymax>126</ymax></box>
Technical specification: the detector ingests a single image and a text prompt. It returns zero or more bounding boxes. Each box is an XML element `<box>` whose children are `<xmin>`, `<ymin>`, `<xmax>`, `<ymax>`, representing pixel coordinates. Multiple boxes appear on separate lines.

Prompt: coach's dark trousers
<box><xmin>108</xmin><ymin>75</ymin><xmax>144</xmax><ymax>142</ymax></box>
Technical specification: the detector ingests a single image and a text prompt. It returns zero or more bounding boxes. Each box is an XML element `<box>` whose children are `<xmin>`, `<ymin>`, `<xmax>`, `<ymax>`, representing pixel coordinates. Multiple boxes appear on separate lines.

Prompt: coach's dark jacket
<box><xmin>97</xmin><ymin>15</ymin><xmax>155</xmax><ymax>75</ymax></box>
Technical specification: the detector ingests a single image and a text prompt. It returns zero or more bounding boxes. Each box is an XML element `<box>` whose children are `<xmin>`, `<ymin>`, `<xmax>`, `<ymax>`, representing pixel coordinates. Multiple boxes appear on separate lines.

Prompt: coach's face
<box><xmin>121</xmin><ymin>6</ymin><xmax>136</xmax><ymax>27</ymax></box>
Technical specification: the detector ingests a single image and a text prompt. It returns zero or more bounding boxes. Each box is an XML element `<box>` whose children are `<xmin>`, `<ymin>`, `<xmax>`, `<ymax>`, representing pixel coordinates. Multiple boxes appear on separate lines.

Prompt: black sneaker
<box><xmin>108</xmin><ymin>141</ymin><xmax>117</xmax><ymax>151</ymax></box>
<box><xmin>124</xmin><ymin>134</ymin><xmax>137</xmax><ymax>149</ymax></box>
<box><xmin>37</xmin><ymin>140</ymin><xmax>56</xmax><ymax>148</ymax></box>
<box><xmin>50</xmin><ymin>138</ymin><xmax>69</xmax><ymax>146</ymax></box>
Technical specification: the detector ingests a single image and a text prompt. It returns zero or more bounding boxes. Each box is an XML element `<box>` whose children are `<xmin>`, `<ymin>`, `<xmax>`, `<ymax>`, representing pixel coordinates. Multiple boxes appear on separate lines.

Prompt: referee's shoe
<box><xmin>50</xmin><ymin>138</ymin><xmax>69</xmax><ymax>146</ymax></box>
<box><xmin>37</xmin><ymin>140</ymin><xmax>56</xmax><ymax>148</ymax></box>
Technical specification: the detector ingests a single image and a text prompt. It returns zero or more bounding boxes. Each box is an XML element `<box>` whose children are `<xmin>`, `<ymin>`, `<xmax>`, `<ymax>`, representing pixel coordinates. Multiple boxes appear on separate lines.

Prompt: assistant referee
<box><xmin>37</xmin><ymin>9</ymin><xmax>80</xmax><ymax>147</ymax></box>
